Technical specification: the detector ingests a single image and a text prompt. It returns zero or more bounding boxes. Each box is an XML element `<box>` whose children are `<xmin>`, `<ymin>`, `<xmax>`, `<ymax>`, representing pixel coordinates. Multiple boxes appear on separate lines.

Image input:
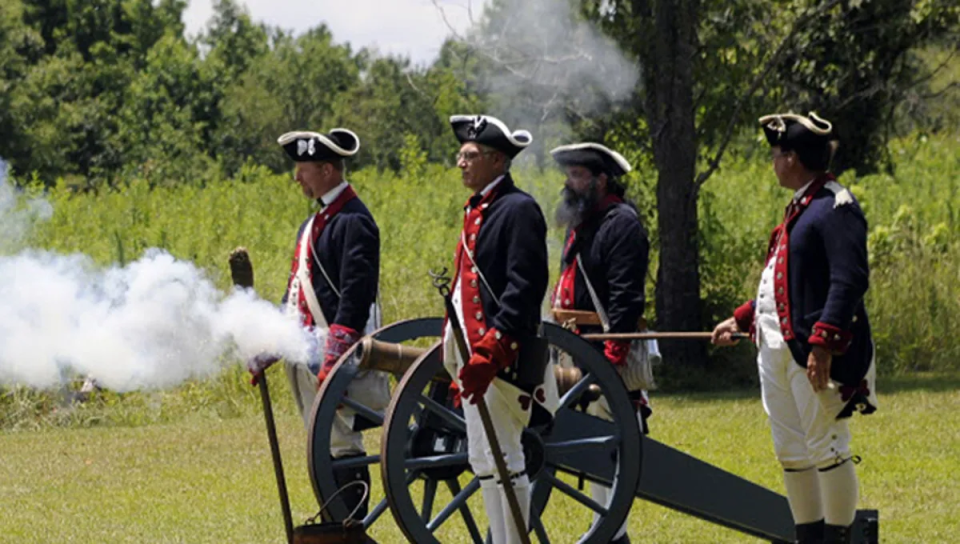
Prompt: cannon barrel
<box><xmin>358</xmin><ymin>338</ymin><xmax>603</xmax><ymax>400</ymax></box>
<box><xmin>356</xmin><ymin>337</ymin><xmax>429</xmax><ymax>375</ymax></box>
<box><xmin>555</xmin><ymin>365</ymin><xmax>603</xmax><ymax>404</ymax></box>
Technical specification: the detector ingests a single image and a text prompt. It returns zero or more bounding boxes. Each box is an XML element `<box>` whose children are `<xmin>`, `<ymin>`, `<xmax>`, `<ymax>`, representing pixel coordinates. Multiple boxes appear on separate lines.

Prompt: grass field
<box><xmin>2</xmin><ymin>372</ymin><xmax>957</xmax><ymax>543</ymax></box>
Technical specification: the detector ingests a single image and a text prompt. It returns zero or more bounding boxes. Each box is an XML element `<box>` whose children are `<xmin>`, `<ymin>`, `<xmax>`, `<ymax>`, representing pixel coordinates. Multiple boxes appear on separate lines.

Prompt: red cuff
<box><xmin>472</xmin><ymin>328</ymin><xmax>519</xmax><ymax>371</ymax></box>
<box><xmin>733</xmin><ymin>300</ymin><xmax>755</xmax><ymax>333</ymax></box>
<box><xmin>808</xmin><ymin>321</ymin><xmax>853</xmax><ymax>354</ymax></box>
<box><xmin>604</xmin><ymin>340</ymin><xmax>630</xmax><ymax>366</ymax></box>
<box><xmin>323</xmin><ymin>324</ymin><xmax>361</xmax><ymax>369</ymax></box>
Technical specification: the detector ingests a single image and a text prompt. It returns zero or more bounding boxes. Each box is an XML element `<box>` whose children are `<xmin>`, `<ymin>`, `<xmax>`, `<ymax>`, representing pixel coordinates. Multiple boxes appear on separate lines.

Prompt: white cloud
<box><xmin>183</xmin><ymin>0</ymin><xmax>488</xmax><ymax>65</ymax></box>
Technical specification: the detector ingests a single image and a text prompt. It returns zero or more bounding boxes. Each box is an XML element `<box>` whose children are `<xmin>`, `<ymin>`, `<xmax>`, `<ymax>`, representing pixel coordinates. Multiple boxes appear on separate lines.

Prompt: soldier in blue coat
<box><xmin>442</xmin><ymin>114</ymin><xmax>551</xmax><ymax>544</ymax></box>
<box><xmin>711</xmin><ymin>112</ymin><xmax>877</xmax><ymax>544</ymax></box>
<box><xmin>549</xmin><ymin>142</ymin><xmax>651</xmax><ymax>544</ymax></box>
<box><xmin>249</xmin><ymin>128</ymin><xmax>385</xmax><ymax>519</ymax></box>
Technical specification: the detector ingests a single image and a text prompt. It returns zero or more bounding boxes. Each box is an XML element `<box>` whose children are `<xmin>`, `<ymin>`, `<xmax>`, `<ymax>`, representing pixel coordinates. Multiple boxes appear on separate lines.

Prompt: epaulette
<box><xmin>824</xmin><ymin>180</ymin><xmax>854</xmax><ymax>208</ymax></box>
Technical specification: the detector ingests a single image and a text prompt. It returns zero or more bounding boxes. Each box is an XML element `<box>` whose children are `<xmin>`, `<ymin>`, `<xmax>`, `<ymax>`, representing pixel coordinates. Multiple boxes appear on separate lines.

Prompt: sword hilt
<box><xmin>429</xmin><ymin>268</ymin><xmax>452</xmax><ymax>297</ymax></box>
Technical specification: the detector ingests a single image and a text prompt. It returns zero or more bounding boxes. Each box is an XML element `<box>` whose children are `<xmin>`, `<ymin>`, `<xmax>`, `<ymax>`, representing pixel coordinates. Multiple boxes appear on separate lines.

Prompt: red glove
<box><xmin>603</xmin><ymin>340</ymin><xmax>630</xmax><ymax>367</ymax></box>
<box><xmin>248</xmin><ymin>353</ymin><xmax>280</xmax><ymax>385</ymax></box>
<box><xmin>319</xmin><ymin>324</ymin><xmax>361</xmax><ymax>387</ymax></box>
<box><xmin>459</xmin><ymin>328</ymin><xmax>518</xmax><ymax>404</ymax></box>
<box><xmin>448</xmin><ymin>380</ymin><xmax>462</xmax><ymax>409</ymax></box>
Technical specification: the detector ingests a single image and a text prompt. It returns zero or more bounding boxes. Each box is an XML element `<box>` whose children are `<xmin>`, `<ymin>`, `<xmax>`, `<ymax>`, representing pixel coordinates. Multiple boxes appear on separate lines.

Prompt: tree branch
<box><xmin>693</xmin><ymin>0</ymin><xmax>843</xmax><ymax>192</ymax></box>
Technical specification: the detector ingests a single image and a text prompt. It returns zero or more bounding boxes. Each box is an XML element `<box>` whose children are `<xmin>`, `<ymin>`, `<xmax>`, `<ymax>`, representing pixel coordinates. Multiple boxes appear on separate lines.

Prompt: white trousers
<box><xmin>285</xmin><ymin>361</ymin><xmax>390</xmax><ymax>458</ymax></box>
<box><xmin>586</xmin><ymin>397</ymin><xmax>636</xmax><ymax>540</ymax></box>
<box><xmin>758</xmin><ymin>337</ymin><xmax>852</xmax><ymax>470</ymax></box>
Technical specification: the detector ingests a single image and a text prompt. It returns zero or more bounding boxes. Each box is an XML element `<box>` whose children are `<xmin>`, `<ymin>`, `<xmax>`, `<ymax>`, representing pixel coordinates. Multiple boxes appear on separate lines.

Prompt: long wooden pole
<box><xmin>432</xmin><ymin>272</ymin><xmax>531</xmax><ymax>544</ymax></box>
<box><xmin>258</xmin><ymin>374</ymin><xmax>295</xmax><ymax>544</ymax></box>
<box><xmin>582</xmin><ymin>331</ymin><xmax>749</xmax><ymax>341</ymax></box>
<box><xmin>230</xmin><ymin>248</ymin><xmax>294</xmax><ymax>544</ymax></box>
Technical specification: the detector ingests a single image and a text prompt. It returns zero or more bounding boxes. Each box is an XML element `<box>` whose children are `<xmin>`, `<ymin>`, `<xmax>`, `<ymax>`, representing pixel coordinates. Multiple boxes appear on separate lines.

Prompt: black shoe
<box><xmin>824</xmin><ymin>523</ymin><xmax>852</xmax><ymax>544</ymax></box>
<box><xmin>610</xmin><ymin>535</ymin><xmax>631</xmax><ymax>544</ymax></box>
<box><xmin>795</xmin><ymin>519</ymin><xmax>824</xmax><ymax>543</ymax></box>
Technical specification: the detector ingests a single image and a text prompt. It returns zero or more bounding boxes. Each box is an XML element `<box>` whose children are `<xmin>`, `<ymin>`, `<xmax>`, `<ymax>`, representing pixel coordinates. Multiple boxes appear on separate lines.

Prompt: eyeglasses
<box><xmin>456</xmin><ymin>150</ymin><xmax>495</xmax><ymax>163</ymax></box>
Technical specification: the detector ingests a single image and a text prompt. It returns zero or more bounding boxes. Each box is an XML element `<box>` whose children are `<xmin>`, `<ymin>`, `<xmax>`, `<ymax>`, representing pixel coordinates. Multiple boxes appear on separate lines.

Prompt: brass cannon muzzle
<box><xmin>555</xmin><ymin>365</ymin><xmax>603</xmax><ymax>404</ymax></box>
<box><xmin>356</xmin><ymin>337</ymin><xmax>429</xmax><ymax>375</ymax></box>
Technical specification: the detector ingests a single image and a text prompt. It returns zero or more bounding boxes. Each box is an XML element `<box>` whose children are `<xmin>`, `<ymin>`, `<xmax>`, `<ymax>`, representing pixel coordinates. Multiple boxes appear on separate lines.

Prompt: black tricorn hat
<box><xmin>550</xmin><ymin>142</ymin><xmax>632</xmax><ymax>178</ymax></box>
<box><xmin>759</xmin><ymin>112</ymin><xmax>833</xmax><ymax>151</ymax></box>
<box><xmin>450</xmin><ymin>115</ymin><xmax>532</xmax><ymax>159</ymax></box>
<box><xmin>759</xmin><ymin>112</ymin><xmax>837</xmax><ymax>170</ymax></box>
<box><xmin>277</xmin><ymin>129</ymin><xmax>360</xmax><ymax>162</ymax></box>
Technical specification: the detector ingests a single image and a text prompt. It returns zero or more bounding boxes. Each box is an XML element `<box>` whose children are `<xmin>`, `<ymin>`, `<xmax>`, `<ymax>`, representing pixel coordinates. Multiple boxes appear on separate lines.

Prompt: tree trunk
<box><xmin>643</xmin><ymin>0</ymin><xmax>706</xmax><ymax>366</ymax></box>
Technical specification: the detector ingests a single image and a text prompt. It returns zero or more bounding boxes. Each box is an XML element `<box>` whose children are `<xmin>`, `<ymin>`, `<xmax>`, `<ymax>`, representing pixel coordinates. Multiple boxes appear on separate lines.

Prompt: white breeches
<box><xmin>461</xmin><ymin>379</ymin><xmax>530</xmax><ymax>478</ymax></box>
<box><xmin>758</xmin><ymin>338</ymin><xmax>852</xmax><ymax>470</ymax></box>
<box><xmin>285</xmin><ymin>361</ymin><xmax>390</xmax><ymax>458</ymax></box>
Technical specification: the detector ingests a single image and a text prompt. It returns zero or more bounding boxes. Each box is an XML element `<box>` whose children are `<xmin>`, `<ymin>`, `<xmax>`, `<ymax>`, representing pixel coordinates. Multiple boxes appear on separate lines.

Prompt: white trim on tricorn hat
<box><xmin>550</xmin><ymin>142</ymin><xmax>632</xmax><ymax>177</ymax></box>
<box><xmin>450</xmin><ymin>114</ymin><xmax>532</xmax><ymax>158</ymax></box>
<box><xmin>277</xmin><ymin>128</ymin><xmax>360</xmax><ymax>162</ymax></box>
<box><xmin>759</xmin><ymin>111</ymin><xmax>833</xmax><ymax>148</ymax></box>
<box><xmin>759</xmin><ymin>112</ymin><xmax>832</xmax><ymax>135</ymax></box>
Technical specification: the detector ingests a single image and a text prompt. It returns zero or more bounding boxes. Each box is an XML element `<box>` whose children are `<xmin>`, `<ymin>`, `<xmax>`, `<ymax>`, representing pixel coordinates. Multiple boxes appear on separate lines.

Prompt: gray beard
<box><xmin>555</xmin><ymin>180</ymin><xmax>600</xmax><ymax>228</ymax></box>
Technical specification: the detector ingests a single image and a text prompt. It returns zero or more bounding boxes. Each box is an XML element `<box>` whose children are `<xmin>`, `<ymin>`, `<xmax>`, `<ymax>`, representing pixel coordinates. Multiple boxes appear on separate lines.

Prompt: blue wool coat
<box><xmin>282</xmin><ymin>194</ymin><xmax>380</xmax><ymax>333</ymax></box>
<box><xmin>735</xmin><ymin>175</ymin><xmax>875</xmax><ymax>417</ymax></box>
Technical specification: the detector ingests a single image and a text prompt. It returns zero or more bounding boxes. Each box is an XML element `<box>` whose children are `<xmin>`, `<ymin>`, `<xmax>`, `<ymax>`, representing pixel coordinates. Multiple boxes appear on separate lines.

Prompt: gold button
<box><xmin>471</xmin><ymin>280</ymin><xmax>477</xmax><ymax>287</ymax></box>
<box><xmin>777</xmin><ymin>287</ymin><xmax>784</xmax><ymax>295</ymax></box>
<box><xmin>510</xmin><ymin>342</ymin><xmax>518</xmax><ymax>350</ymax></box>
<box><xmin>475</xmin><ymin>312</ymin><xmax>482</xmax><ymax>320</ymax></box>
<box><xmin>470</xmin><ymin>266</ymin><xmax>477</xmax><ymax>273</ymax></box>
<box><xmin>776</xmin><ymin>272</ymin><xmax>782</xmax><ymax>280</ymax></box>
<box><xmin>494</xmin><ymin>331</ymin><xmax>502</xmax><ymax>340</ymax></box>
<box><xmin>474</xmin><ymin>218</ymin><xmax>481</xmax><ymax>225</ymax></box>
<box><xmin>470</xmin><ymin>234</ymin><xmax>476</xmax><ymax>241</ymax></box>
<box><xmin>473</xmin><ymin>296</ymin><xmax>480</xmax><ymax>304</ymax></box>
<box><xmin>478</xmin><ymin>328</ymin><xmax>486</xmax><ymax>335</ymax></box>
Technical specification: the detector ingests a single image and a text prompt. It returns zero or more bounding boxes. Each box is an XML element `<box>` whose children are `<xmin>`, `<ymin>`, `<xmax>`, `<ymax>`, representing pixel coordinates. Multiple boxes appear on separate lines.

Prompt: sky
<box><xmin>182</xmin><ymin>0</ymin><xmax>489</xmax><ymax>65</ymax></box>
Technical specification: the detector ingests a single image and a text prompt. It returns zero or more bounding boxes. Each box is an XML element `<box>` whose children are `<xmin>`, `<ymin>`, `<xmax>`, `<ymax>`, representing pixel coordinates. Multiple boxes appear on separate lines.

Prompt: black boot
<box><xmin>824</xmin><ymin>523</ymin><xmax>852</xmax><ymax>544</ymax></box>
<box><xmin>331</xmin><ymin>454</ymin><xmax>371</xmax><ymax>521</ymax></box>
<box><xmin>795</xmin><ymin>519</ymin><xmax>824</xmax><ymax>543</ymax></box>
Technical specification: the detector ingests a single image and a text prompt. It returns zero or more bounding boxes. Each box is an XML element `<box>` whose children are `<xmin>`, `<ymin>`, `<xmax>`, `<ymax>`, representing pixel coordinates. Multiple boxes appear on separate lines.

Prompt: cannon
<box><xmin>305</xmin><ymin>319</ymin><xmax>879</xmax><ymax>544</ymax></box>
<box><xmin>231</xmin><ymin>246</ymin><xmax>877</xmax><ymax>543</ymax></box>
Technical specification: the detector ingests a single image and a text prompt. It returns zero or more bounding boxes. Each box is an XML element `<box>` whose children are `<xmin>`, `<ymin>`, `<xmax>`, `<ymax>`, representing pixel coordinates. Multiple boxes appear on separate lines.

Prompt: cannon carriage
<box><xmin>303</xmin><ymin>317</ymin><xmax>879</xmax><ymax>544</ymax></box>
<box><xmin>228</xmin><ymin>249</ymin><xmax>876</xmax><ymax>544</ymax></box>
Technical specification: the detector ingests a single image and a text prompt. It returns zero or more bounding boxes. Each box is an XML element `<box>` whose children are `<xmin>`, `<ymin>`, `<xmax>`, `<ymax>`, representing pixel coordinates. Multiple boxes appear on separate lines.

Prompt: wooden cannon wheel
<box><xmin>379</xmin><ymin>322</ymin><xmax>643</xmax><ymax>543</ymax></box>
<box><xmin>306</xmin><ymin>317</ymin><xmax>442</xmax><ymax>525</ymax></box>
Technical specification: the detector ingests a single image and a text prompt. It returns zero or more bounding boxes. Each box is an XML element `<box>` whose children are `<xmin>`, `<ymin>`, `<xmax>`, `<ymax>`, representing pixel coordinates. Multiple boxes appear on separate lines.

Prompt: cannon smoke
<box><xmin>0</xmin><ymin>165</ymin><xmax>310</xmax><ymax>392</ymax></box>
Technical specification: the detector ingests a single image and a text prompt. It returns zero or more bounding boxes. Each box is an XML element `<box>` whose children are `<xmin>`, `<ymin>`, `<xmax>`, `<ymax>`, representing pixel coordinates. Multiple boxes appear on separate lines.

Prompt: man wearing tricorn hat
<box><xmin>550</xmin><ymin>142</ymin><xmax>651</xmax><ymax>544</ymax></box>
<box><xmin>443</xmin><ymin>114</ymin><xmax>551</xmax><ymax>544</ymax></box>
<box><xmin>711</xmin><ymin>112</ymin><xmax>877</xmax><ymax>544</ymax></box>
<box><xmin>248</xmin><ymin>128</ymin><xmax>386</xmax><ymax>519</ymax></box>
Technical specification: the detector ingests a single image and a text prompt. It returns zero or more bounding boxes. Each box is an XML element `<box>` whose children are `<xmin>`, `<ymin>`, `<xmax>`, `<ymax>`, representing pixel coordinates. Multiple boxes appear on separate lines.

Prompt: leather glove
<box><xmin>603</xmin><ymin>339</ymin><xmax>630</xmax><ymax>367</ymax></box>
<box><xmin>247</xmin><ymin>353</ymin><xmax>280</xmax><ymax>385</ymax></box>
<box><xmin>448</xmin><ymin>380</ymin><xmax>462</xmax><ymax>409</ymax></box>
<box><xmin>459</xmin><ymin>328</ymin><xmax>518</xmax><ymax>404</ymax></box>
<box><xmin>319</xmin><ymin>324</ymin><xmax>361</xmax><ymax>388</ymax></box>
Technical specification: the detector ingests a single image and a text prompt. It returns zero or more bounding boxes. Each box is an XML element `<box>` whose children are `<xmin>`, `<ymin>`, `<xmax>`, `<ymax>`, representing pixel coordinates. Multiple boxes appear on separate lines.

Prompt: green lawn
<box><xmin>2</xmin><ymin>374</ymin><xmax>958</xmax><ymax>543</ymax></box>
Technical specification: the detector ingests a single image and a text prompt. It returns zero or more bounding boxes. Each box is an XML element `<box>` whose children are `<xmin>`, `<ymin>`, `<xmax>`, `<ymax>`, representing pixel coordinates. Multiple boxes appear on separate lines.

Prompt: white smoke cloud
<box><xmin>0</xmin><ymin>169</ymin><xmax>311</xmax><ymax>392</ymax></box>
<box><xmin>460</xmin><ymin>0</ymin><xmax>639</xmax><ymax>139</ymax></box>
<box><xmin>0</xmin><ymin>159</ymin><xmax>53</xmax><ymax>253</ymax></box>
